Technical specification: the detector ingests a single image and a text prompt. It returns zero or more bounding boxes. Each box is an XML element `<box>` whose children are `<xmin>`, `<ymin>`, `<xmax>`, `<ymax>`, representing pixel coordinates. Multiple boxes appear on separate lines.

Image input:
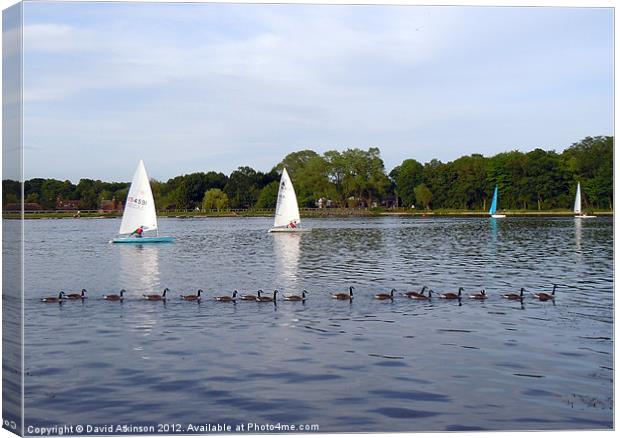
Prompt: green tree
<box><xmin>276</xmin><ymin>151</ymin><xmax>332</xmax><ymax>207</ymax></box>
<box><xmin>202</xmin><ymin>188</ymin><xmax>229</xmax><ymax>210</ymax></box>
<box><xmin>562</xmin><ymin>136</ymin><xmax>613</xmax><ymax>208</ymax></box>
<box><xmin>224</xmin><ymin>166</ymin><xmax>262</xmax><ymax>208</ymax></box>
<box><xmin>25</xmin><ymin>192</ymin><xmax>40</xmax><ymax>204</ymax></box>
<box><xmin>391</xmin><ymin>159</ymin><xmax>424</xmax><ymax>207</ymax></box>
<box><xmin>255</xmin><ymin>181</ymin><xmax>279</xmax><ymax>209</ymax></box>
<box><xmin>414</xmin><ymin>183</ymin><xmax>432</xmax><ymax>209</ymax></box>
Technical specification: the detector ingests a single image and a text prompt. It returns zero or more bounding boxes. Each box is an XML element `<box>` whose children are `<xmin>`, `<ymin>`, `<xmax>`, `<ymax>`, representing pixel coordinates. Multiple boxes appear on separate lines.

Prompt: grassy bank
<box><xmin>3</xmin><ymin>207</ymin><xmax>613</xmax><ymax>220</ymax></box>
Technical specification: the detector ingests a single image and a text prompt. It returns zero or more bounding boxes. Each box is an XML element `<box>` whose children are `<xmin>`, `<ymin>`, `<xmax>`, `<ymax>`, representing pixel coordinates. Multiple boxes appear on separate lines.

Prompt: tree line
<box><xmin>2</xmin><ymin>136</ymin><xmax>613</xmax><ymax>211</ymax></box>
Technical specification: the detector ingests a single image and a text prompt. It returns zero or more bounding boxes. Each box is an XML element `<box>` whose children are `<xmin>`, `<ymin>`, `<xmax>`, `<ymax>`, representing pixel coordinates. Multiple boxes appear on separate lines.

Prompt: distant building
<box><xmin>56</xmin><ymin>197</ymin><xmax>80</xmax><ymax>210</ymax></box>
<box><xmin>99</xmin><ymin>198</ymin><xmax>123</xmax><ymax>212</ymax></box>
<box><xmin>4</xmin><ymin>202</ymin><xmax>43</xmax><ymax>211</ymax></box>
<box><xmin>317</xmin><ymin>197</ymin><xmax>334</xmax><ymax>208</ymax></box>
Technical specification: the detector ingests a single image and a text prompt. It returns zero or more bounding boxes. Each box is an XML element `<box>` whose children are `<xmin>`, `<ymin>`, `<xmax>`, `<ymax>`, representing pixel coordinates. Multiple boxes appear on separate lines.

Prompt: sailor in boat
<box><xmin>130</xmin><ymin>225</ymin><xmax>144</xmax><ymax>238</ymax></box>
<box><xmin>288</xmin><ymin>220</ymin><xmax>298</xmax><ymax>229</ymax></box>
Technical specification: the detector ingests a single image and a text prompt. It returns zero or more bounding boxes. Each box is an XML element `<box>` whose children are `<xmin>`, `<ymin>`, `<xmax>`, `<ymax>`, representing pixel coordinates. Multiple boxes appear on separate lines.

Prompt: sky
<box><xmin>13</xmin><ymin>2</ymin><xmax>614</xmax><ymax>182</ymax></box>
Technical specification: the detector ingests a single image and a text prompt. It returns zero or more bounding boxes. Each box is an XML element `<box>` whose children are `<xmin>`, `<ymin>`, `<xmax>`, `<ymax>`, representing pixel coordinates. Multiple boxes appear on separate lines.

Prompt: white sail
<box><xmin>574</xmin><ymin>182</ymin><xmax>582</xmax><ymax>214</ymax></box>
<box><xmin>119</xmin><ymin>160</ymin><xmax>158</xmax><ymax>235</ymax></box>
<box><xmin>273</xmin><ymin>168</ymin><xmax>301</xmax><ymax>228</ymax></box>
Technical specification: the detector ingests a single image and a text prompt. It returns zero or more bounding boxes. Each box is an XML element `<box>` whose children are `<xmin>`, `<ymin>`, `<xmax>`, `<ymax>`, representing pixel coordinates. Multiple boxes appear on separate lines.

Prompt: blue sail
<box><xmin>489</xmin><ymin>186</ymin><xmax>498</xmax><ymax>215</ymax></box>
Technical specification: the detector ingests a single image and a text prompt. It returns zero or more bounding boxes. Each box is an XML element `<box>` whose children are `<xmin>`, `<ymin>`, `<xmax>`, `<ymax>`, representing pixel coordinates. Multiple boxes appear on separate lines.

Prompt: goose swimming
<box><xmin>282</xmin><ymin>290</ymin><xmax>307</xmax><ymax>301</ymax></box>
<box><xmin>374</xmin><ymin>289</ymin><xmax>395</xmax><ymax>300</ymax></box>
<box><xmin>144</xmin><ymin>288</ymin><xmax>168</xmax><ymax>301</ymax></box>
<box><xmin>240</xmin><ymin>290</ymin><xmax>260</xmax><ymax>301</ymax></box>
<box><xmin>41</xmin><ymin>292</ymin><xmax>65</xmax><ymax>302</ymax></box>
<box><xmin>332</xmin><ymin>286</ymin><xmax>354</xmax><ymax>300</ymax></box>
<box><xmin>469</xmin><ymin>290</ymin><xmax>487</xmax><ymax>300</ymax></box>
<box><xmin>103</xmin><ymin>289</ymin><xmax>125</xmax><ymax>301</ymax></box>
<box><xmin>256</xmin><ymin>290</ymin><xmax>278</xmax><ymax>302</ymax></box>
<box><xmin>533</xmin><ymin>284</ymin><xmax>557</xmax><ymax>301</ymax></box>
<box><xmin>180</xmin><ymin>289</ymin><xmax>202</xmax><ymax>301</ymax></box>
<box><xmin>503</xmin><ymin>288</ymin><xmax>524</xmax><ymax>300</ymax></box>
<box><xmin>439</xmin><ymin>287</ymin><xmax>463</xmax><ymax>300</ymax></box>
<box><xmin>402</xmin><ymin>286</ymin><xmax>428</xmax><ymax>299</ymax></box>
<box><xmin>65</xmin><ymin>289</ymin><xmax>87</xmax><ymax>300</ymax></box>
<box><xmin>214</xmin><ymin>291</ymin><xmax>237</xmax><ymax>302</ymax></box>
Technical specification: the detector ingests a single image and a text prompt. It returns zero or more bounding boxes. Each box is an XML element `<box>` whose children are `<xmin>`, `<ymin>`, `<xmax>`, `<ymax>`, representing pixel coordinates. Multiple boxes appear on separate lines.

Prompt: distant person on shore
<box><xmin>131</xmin><ymin>226</ymin><xmax>144</xmax><ymax>238</ymax></box>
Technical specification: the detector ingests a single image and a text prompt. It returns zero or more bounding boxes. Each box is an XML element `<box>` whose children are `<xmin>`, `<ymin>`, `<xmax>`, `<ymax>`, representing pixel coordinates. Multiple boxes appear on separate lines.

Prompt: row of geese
<box><xmin>40</xmin><ymin>285</ymin><xmax>558</xmax><ymax>303</ymax></box>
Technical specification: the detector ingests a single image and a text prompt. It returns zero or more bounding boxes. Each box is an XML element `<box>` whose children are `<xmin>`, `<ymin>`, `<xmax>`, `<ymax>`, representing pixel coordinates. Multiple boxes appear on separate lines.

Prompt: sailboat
<box><xmin>111</xmin><ymin>160</ymin><xmax>175</xmax><ymax>243</ymax></box>
<box><xmin>268</xmin><ymin>168</ymin><xmax>306</xmax><ymax>233</ymax></box>
<box><xmin>574</xmin><ymin>182</ymin><xmax>596</xmax><ymax>218</ymax></box>
<box><xmin>489</xmin><ymin>185</ymin><xmax>506</xmax><ymax>218</ymax></box>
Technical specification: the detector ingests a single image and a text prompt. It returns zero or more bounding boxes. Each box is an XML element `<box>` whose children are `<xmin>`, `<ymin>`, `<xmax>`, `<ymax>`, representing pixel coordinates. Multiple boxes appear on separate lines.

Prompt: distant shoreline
<box><xmin>3</xmin><ymin>208</ymin><xmax>614</xmax><ymax>220</ymax></box>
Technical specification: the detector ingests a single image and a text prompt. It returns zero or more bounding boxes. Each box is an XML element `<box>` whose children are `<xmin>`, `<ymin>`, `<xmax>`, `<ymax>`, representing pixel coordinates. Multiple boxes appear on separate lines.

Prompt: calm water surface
<box><xmin>22</xmin><ymin>217</ymin><xmax>613</xmax><ymax>432</ymax></box>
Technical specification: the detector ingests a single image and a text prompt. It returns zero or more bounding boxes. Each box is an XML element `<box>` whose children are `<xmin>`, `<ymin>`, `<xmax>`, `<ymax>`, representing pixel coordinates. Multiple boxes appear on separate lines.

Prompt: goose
<box><xmin>332</xmin><ymin>286</ymin><xmax>354</xmax><ymax>300</ymax></box>
<box><xmin>240</xmin><ymin>290</ymin><xmax>260</xmax><ymax>301</ymax></box>
<box><xmin>503</xmin><ymin>288</ymin><xmax>524</xmax><ymax>300</ymax></box>
<box><xmin>41</xmin><ymin>291</ymin><xmax>65</xmax><ymax>302</ymax></box>
<box><xmin>533</xmin><ymin>284</ymin><xmax>557</xmax><ymax>301</ymax></box>
<box><xmin>65</xmin><ymin>289</ymin><xmax>87</xmax><ymax>300</ymax></box>
<box><xmin>282</xmin><ymin>290</ymin><xmax>307</xmax><ymax>301</ymax></box>
<box><xmin>439</xmin><ymin>287</ymin><xmax>463</xmax><ymax>300</ymax></box>
<box><xmin>256</xmin><ymin>290</ymin><xmax>278</xmax><ymax>302</ymax></box>
<box><xmin>469</xmin><ymin>290</ymin><xmax>487</xmax><ymax>300</ymax></box>
<box><xmin>374</xmin><ymin>288</ymin><xmax>395</xmax><ymax>300</ymax></box>
<box><xmin>103</xmin><ymin>289</ymin><xmax>125</xmax><ymax>301</ymax></box>
<box><xmin>402</xmin><ymin>286</ymin><xmax>428</xmax><ymax>299</ymax></box>
<box><xmin>143</xmin><ymin>288</ymin><xmax>168</xmax><ymax>301</ymax></box>
<box><xmin>214</xmin><ymin>291</ymin><xmax>237</xmax><ymax>302</ymax></box>
<box><xmin>180</xmin><ymin>289</ymin><xmax>202</xmax><ymax>301</ymax></box>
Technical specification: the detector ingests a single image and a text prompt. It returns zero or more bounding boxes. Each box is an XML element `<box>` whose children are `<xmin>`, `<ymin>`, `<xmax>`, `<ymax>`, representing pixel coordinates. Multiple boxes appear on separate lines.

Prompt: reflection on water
<box><xmin>575</xmin><ymin>217</ymin><xmax>582</xmax><ymax>254</ymax></box>
<box><xmin>22</xmin><ymin>217</ymin><xmax>613</xmax><ymax>432</ymax></box>
<box><xmin>490</xmin><ymin>216</ymin><xmax>499</xmax><ymax>242</ymax></box>
<box><xmin>272</xmin><ymin>233</ymin><xmax>301</xmax><ymax>291</ymax></box>
<box><xmin>117</xmin><ymin>244</ymin><xmax>161</xmax><ymax>295</ymax></box>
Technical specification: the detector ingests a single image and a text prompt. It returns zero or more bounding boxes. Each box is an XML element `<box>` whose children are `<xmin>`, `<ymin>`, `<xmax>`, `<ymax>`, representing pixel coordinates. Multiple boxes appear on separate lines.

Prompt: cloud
<box><xmin>20</xmin><ymin>4</ymin><xmax>613</xmax><ymax>180</ymax></box>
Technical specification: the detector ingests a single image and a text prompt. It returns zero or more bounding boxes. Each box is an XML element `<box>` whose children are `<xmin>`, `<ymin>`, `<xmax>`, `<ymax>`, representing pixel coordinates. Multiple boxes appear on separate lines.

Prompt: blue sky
<box><xmin>19</xmin><ymin>2</ymin><xmax>613</xmax><ymax>181</ymax></box>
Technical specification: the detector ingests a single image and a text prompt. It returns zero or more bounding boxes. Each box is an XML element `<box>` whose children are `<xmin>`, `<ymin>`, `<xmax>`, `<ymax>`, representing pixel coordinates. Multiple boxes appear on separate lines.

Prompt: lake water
<box><xmin>20</xmin><ymin>216</ymin><xmax>613</xmax><ymax>432</ymax></box>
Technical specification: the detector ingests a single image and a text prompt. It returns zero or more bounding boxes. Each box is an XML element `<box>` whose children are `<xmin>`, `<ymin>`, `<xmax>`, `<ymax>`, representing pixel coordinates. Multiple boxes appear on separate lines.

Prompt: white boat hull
<box><xmin>268</xmin><ymin>227</ymin><xmax>308</xmax><ymax>233</ymax></box>
<box><xmin>575</xmin><ymin>214</ymin><xmax>597</xmax><ymax>218</ymax></box>
<box><xmin>491</xmin><ymin>214</ymin><xmax>506</xmax><ymax>218</ymax></box>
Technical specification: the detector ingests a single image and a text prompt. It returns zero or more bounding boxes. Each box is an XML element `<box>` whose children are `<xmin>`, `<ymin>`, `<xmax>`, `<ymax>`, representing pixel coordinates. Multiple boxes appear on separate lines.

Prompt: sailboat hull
<box><xmin>268</xmin><ymin>227</ymin><xmax>308</xmax><ymax>233</ymax></box>
<box><xmin>111</xmin><ymin>236</ymin><xmax>175</xmax><ymax>243</ymax></box>
<box><xmin>491</xmin><ymin>214</ymin><xmax>506</xmax><ymax>218</ymax></box>
<box><xmin>575</xmin><ymin>215</ymin><xmax>597</xmax><ymax>219</ymax></box>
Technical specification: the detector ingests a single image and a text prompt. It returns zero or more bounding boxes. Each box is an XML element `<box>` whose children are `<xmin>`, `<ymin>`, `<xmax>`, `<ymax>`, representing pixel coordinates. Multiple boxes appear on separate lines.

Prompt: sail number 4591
<box><xmin>128</xmin><ymin>196</ymin><xmax>147</xmax><ymax>206</ymax></box>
